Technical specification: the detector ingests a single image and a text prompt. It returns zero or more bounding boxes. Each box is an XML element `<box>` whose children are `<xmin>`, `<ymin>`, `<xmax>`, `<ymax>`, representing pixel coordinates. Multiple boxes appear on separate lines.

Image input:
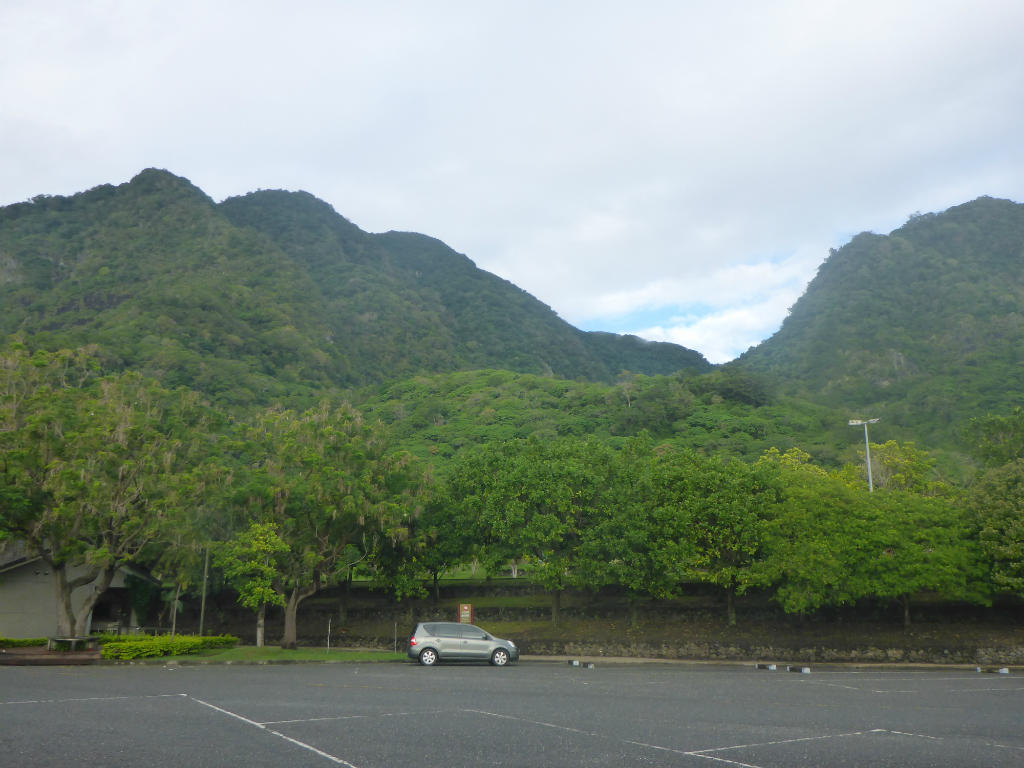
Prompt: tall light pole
<box><xmin>848</xmin><ymin>418</ymin><xmax>879</xmax><ymax>491</ymax></box>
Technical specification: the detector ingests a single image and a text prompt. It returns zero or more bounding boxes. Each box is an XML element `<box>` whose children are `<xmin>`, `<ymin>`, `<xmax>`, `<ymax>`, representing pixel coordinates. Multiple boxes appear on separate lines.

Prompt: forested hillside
<box><xmin>0</xmin><ymin>169</ymin><xmax>708</xmax><ymax>409</ymax></box>
<box><xmin>3</xmin><ymin>171</ymin><xmax>1024</xmax><ymax>645</ymax></box>
<box><xmin>737</xmin><ymin>197</ymin><xmax>1024</xmax><ymax>451</ymax></box>
<box><xmin>354</xmin><ymin>368</ymin><xmax>849</xmax><ymax>471</ymax></box>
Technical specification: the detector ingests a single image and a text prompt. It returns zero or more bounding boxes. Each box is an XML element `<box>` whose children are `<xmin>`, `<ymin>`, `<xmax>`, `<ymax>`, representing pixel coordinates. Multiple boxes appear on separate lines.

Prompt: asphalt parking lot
<box><xmin>2</xmin><ymin>660</ymin><xmax>1022</xmax><ymax>767</ymax></box>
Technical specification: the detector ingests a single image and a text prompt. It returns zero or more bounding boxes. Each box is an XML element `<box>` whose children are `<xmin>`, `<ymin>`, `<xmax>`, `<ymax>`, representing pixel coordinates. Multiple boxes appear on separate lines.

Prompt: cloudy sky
<box><xmin>3</xmin><ymin>1</ymin><xmax>1023</xmax><ymax>362</ymax></box>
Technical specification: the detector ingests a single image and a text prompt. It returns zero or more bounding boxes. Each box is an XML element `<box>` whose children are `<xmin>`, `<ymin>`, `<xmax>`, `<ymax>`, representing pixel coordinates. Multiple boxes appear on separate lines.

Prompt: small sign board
<box><xmin>458</xmin><ymin>603</ymin><xmax>474</xmax><ymax>623</ymax></box>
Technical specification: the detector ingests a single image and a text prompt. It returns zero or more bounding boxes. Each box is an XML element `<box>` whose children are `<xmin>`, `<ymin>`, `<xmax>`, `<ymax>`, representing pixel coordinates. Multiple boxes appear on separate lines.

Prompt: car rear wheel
<box><xmin>418</xmin><ymin>648</ymin><xmax>439</xmax><ymax>666</ymax></box>
<box><xmin>490</xmin><ymin>648</ymin><xmax>510</xmax><ymax>666</ymax></box>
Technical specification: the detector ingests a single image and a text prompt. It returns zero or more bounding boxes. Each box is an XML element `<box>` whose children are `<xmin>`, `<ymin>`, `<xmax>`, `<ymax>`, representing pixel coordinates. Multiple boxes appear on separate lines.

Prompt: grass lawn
<box><xmin>166</xmin><ymin>646</ymin><xmax>406</xmax><ymax>663</ymax></box>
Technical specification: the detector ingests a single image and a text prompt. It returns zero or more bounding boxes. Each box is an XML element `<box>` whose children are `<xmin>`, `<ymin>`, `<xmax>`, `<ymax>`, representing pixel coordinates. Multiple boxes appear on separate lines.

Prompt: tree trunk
<box><xmin>170</xmin><ymin>583</ymin><xmax>181</xmax><ymax>638</ymax></box>
<box><xmin>726</xmin><ymin>584</ymin><xmax>737</xmax><ymax>627</ymax></box>
<box><xmin>901</xmin><ymin>594</ymin><xmax>912</xmax><ymax>629</ymax></box>
<box><xmin>338</xmin><ymin>570</ymin><xmax>352</xmax><ymax>623</ymax></box>
<box><xmin>551</xmin><ymin>590</ymin><xmax>561</xmax><ymax>627</ymax></box>
<box><xmin>432</xmin><ymin>571</ymin><xmax>440</xmax><ymax>603</ymax></box>
<box><xmin>281</xmin><ymin>583</ymin><xmax>318</xmax><ymax>649</ymax></box>
<box><xmin>53</xmin><ymin>564</ymin><xmax>76</xmax><ymax>637</ymax></box>
<box><xmin>53</xmin><ymin>561</ymin><xmax>115</xmax><ymax>637</ymax></box>
<box><xmin>256</xmin><ymin>603</ymin><xmax>266</xmax><ymax>648</ymax></box>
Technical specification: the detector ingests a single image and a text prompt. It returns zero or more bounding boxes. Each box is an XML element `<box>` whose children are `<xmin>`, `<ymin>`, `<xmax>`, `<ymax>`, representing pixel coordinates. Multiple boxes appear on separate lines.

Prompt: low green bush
<box><xmin>100</xmin><ymin>634</ymin><xmax>238</xmax><ymax>660</ymax></box>
<box><xmin>0</xmin><ymin>637</ymin><xmax>48</xmax><ymax>648</ymax></box>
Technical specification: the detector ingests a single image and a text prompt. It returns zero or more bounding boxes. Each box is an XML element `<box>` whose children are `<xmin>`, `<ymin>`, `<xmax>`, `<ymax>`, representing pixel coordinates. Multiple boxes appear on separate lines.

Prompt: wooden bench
<box><xmin>47</xmin><ymin>636</ymin><xmax>100</xmax><ymax>652</ymax></box>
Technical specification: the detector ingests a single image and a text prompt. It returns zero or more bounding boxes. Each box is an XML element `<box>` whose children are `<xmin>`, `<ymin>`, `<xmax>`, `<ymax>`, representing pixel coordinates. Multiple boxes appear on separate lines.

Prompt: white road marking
<box><xmin>263</xmin><ymin>714</ymin><xmax>374</xmax><ymax>725</ymax></box>
<box><xmin>469</xmin><ymin>709</ymin><xmax>883</xmax><ymax>767</ymax></box>
<box><xmin>466</xmin><ymin>708</ymin><xmax>601</xmax><ymax>737</ymax></box>
<box><xmin>6</xmin><ymin>684</ymin><xmax>1022</xmax><ymax>765</ymax></box>
<box><xmin>190</xmin><ymin>696</ymin><xmax>361</xmax><ymax>767</ymax></box>
<box><xmin>261</xmin><ymin>710</ymin><xmax>427</xmax><ymax>725</ymax></box>
<box><xmin>2</xmin><ymin>693</ymin><xmax>187</xmax><ymax>705</ymax></box>
<box><xmin>686</xmin><ymin>729</ymin><xmax>885</xmax><ymax>756</ymax></box>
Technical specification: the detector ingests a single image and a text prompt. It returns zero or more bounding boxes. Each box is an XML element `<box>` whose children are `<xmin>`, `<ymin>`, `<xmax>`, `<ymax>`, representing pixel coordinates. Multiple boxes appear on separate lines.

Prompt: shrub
<box><xmin>100</xmin><ymin>634</ymin><xmax>238</xmax><ymax>660</ymax></box>
<box><xmin>0</xmin><ymin>637</ymin><xmax>48</xmax><ymax>648</ymax></box>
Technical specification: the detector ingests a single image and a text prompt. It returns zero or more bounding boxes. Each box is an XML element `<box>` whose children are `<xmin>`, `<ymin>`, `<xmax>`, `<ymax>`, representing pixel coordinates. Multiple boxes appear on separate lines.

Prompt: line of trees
<box><xmin>0</xmin><ymin>346</ymin><xmax>425</xmax><ymax>644</ymax></box>
<box><xmin>2</xmin><ymin>345</ymin><xmax>1022</xmax><ymax>645</ymax></box>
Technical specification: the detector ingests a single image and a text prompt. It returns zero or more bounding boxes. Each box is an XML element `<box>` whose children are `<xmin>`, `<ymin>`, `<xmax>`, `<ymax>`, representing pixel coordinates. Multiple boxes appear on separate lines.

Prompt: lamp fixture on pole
<box><xmin>848</xmin><ymin>418</ymin><xmax>879</xmax><ymax>491</ymax></box>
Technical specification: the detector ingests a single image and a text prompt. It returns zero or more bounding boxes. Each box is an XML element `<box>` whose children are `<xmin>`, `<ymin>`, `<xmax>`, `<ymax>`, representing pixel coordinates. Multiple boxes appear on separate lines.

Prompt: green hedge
<box><xmin>0</xmin><ymin>637</ymin><xmax>48</xmax><ymax>648</ymax></box>
<box><xmin>101</xmin><ymin>634</ymin><xmax>239</xmax><ymax>660</ymax></box>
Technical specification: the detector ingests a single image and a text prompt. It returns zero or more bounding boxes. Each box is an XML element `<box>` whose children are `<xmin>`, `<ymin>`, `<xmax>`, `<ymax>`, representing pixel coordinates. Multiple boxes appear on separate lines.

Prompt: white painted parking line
<box><xmin>467</xmin><ymin>708</ymin><xmax>601</xmax><ymax>737</ymax></box>
<box><xmin>262</xmin><ymin>713</ymin><xmax>374</xmax><ymax>725</ymax></box>
<box><xmin>190</xmin><ymin>696</ymin><xmax>361</xmax><ymax>767</ymax></box>
<box><xmin>261</xmin><ymin>710</ymin><xmax>434</xmax><ymax>726</ymax></box>
<box><xmin>466</xmin><ymin>706</ymin><xmax>1024</xmax><ymax>768</ymax></box>
<box><xmin>2</xmin><ymin>693</ymin><xmax>187</xmax><ymax>705</ymax></box>
<box><xmin>681</xmin><ymin>729</ymin><xmax>887</xmax><ymax>766</ymax></box>
<box><xmin>468</xmin><ymin>708</ymin><xmax>878</xmax><ymax>767</ymax></box>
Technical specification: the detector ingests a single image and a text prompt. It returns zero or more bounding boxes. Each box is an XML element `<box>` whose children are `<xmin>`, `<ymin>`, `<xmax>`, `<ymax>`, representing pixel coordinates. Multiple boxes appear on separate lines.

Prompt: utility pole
<box><xmin>198</xmin><ymin>545</ymin><xmax>210</xmax><ymax>636</ymax></box>
<box><xmin>848</xmin><ymin>418</ymin><xmax>880</xmax><ymax>491</ymax></box>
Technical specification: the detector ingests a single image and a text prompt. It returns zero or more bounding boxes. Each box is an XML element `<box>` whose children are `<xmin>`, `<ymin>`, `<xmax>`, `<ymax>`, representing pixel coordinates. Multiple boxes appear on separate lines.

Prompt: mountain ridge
<box><xmin>0</xmin><ymin>169</ymin><xmax>709</xmax><ymax>407</ymax></box>
<box><xmin>736</xmin><ymin>195</ymin><xmax>1024</xmax><ymax>447</ymax></box>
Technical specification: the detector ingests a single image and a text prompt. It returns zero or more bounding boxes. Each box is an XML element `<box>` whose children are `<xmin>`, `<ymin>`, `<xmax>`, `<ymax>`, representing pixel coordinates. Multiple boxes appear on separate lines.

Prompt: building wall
<box><xmin>0</xmin><ymin>561</ymin><xmax>56</xmax><ymax>638</ymax></box>
<box><xmin>0</xmin><ymin>560</ymin><xmax>136</xmax><ymax>638</ymax></box>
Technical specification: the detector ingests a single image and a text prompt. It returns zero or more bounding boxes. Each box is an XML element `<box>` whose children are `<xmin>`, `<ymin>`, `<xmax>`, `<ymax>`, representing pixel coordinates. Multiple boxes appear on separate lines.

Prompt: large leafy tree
<box><xmin>762</xmin><ymin>447</ymin><xmax>986</xmax><ymax>624</ymax></box>
<box><xmin>1</xmin><ymin>345</ymin><xmax>206</xmax><ymax>636</ymax></box>
<box><xmin>968</xmin><ymin>459</ymin><xmax>1024</xmax><ymax>597</ymax></box>
<box><xmin>214</xmin><ymin>521</ymin><xmax>288</xmax><ymax>647</ymax></box>
<box><xmin>964</xmin><ymin>408</ymin><xmax>1024</xmax><ymax>599</ymax></box>
<box><xmin>379</xmin><ymin>487</ymin><xmax>472</xmax><ymax>603</ymax></box>
<box><xmin>759</xmin><ymin>448</ymin><xmax>867</xmax><ymax>615</ymax></box>
<box><xmin>575</xmin><ymin>435</ymin><xmax>693</xmax><ymax>623</ymax></box>
<box><xmin>149</xmin><ymin>456</ymin><xmax>239</xmax><ymax>635</ymax></box>
<box><xmin>850</xmin><ymin>491</ymin><xmax>986</xmax><ymax>627</ymax></box>
<box><xmin>236</xmin><ymin>402</ymin><xmax>423</xmax><ymax>648</ymax></box>
<box><xmin>446</xmin><ymin>437</ymin><xmax>619</xmax><ymax>624</ymax></box>
<box><xmin>674</xmin><ymin>452</ymin><xmax>782</xmax><ymax>625</ymax></box>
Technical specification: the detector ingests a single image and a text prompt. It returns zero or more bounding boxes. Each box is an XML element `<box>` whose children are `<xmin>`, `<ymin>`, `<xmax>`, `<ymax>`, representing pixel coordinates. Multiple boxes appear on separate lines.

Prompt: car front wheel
<box><xmin>490</xmin><ymin>648</ymin><xmax>510</xmax><ymax>666</ymax></box>
<box><xmin>418</xmin><ymin>648</ymin><xmax>439</xmax><ymax>666</ymax></box>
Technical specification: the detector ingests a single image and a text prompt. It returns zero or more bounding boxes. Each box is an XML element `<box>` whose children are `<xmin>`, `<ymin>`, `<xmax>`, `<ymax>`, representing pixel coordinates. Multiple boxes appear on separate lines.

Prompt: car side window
<box><xmin>459</xmin><ymin>627</ymin><xmax>487</xmax><ymax>639</ymax></box>
<box><xmin>435</xmin><ymin>624</ymin><xmax>462</xmax><ymax>638</ymax></box>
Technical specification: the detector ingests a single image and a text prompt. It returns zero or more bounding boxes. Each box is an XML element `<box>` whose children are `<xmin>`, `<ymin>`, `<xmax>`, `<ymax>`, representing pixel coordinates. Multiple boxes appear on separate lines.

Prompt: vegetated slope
<box><xmin>356</xmin><ymin>368</ymin><xmax>847</xmax><ymax>472</ymax></box>
<box><xmin>737</xmin><ymin>196</ymin><xmax>1024</xmax><ymax>450</ymax></box>
<box><xmin>0</xmin><ymin>169</ymin><xmax>708</xmax><ymax>407</ymax></box>
<box><xmin>220</xmin><ymin>189</ymin><xmax>709</xmax><ymax>381</ymax></box>
<box><xmin>0</xmin><ymin>168</ymin><xmax>330</xmax><ymax>406</ymax></box>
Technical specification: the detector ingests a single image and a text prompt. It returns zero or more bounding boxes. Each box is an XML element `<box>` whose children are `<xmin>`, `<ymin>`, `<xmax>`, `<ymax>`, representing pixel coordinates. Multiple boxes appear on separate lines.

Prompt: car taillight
<box><xmin>409</xmin><ymin>637</ymin><xmax>418</xmax><ymax>646</ymax></box>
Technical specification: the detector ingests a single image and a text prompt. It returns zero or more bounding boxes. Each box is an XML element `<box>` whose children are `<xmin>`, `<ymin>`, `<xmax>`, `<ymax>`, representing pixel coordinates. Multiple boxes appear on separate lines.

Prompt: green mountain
<box><xmin>4</xmin><ymin>170</ymin><xmax>1019</xmax><ymax>467</ymax></box>
<box><xmin>0</xmin><ymin>169</ymin><xmax>708</xmax><ymax>406</ymax></box>
<box><xmin>736</xmin><ymin>196</ymin><xmax>1024</xmax><ymax>451</ymax></box>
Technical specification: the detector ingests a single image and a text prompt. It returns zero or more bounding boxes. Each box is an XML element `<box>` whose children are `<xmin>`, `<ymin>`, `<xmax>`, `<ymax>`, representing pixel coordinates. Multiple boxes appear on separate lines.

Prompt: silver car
<box><xmin>407</xmin><ymin>622</ymin><xmax>519</xmax><ymax>666</ymax></box>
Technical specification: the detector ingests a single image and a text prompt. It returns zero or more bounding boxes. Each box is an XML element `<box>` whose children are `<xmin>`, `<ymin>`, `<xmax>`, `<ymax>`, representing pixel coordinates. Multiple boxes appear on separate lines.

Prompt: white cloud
<box><xmin>633</xmin><ymin>293</ymin><xmax>804</xmax><ymax>366</ymax></box>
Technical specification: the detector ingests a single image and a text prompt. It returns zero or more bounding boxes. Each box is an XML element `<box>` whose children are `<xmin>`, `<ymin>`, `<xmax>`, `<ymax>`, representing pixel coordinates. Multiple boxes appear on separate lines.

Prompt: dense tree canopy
<box><xmin>0</xmin><ymin>345</ymin><xmax>212</xmax><ymax>635</ymax></box>
<box><xmin>4</xmin><ymin>176</ymin><xmax>1022</xmax><ymax>641</ymax></box>
<box><xmin>738</xmin><ymin>197</ymin><xmax>1024</xmax><ymax>455</ymax></box>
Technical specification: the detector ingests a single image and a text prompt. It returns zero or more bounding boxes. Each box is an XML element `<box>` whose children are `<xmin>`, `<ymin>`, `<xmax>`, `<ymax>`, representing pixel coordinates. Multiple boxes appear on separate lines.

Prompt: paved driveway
<box><xmin>2</xmin><ymin>661</ymin><xmax>1021</xmax><ymax>767</ymax></box>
